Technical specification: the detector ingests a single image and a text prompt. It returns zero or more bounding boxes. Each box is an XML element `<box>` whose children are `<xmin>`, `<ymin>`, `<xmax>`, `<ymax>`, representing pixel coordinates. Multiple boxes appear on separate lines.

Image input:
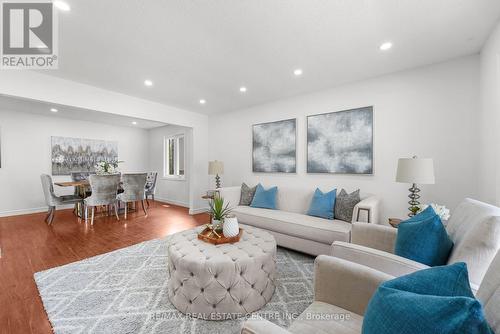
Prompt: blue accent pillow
<box><xmin>362</xmin><ymin>263</ymin><xmax>494</xmax><ymax>334</ymax></box>
<box><xmin>307</xmin><ymin>188</ymin><xmax>336</xmax><ymax>219</ymax></box>
<box><xmin>395</xmin><ymin>206</ymin><xmax>453</xmax><ymax>266</ymax></box>
<box><xmin>250</xmin><ymin>184</ymin><xmax>278</xmax><ymax>209</ymax></box>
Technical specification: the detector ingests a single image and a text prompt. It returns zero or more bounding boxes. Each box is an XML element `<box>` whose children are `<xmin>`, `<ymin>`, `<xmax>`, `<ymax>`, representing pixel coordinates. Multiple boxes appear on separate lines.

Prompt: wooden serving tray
<box><xmin>198</xmin><ymin>227</ymin><xmax>243</xmax><ymax>245</ymax></box>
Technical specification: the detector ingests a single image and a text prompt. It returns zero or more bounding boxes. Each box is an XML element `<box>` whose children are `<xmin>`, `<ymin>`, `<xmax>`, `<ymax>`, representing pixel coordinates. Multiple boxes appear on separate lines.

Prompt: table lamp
<box><xmin>208</xmin><ymin>160</ymin><xmax>224</xmax><ymax>189</ymax></box>
<box><xmin>396</xmin><ymin>156</ymin><xmax>435</xmax><ymax>217</ymax></box>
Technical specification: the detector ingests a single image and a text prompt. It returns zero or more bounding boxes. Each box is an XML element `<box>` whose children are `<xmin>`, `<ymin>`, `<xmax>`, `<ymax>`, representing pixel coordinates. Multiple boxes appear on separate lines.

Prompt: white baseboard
<box><xmin>151</xmin><ymin>197</ymin><xmax>208</xmax><ymax>215</ymax></box>
<box><xmin>0</xmin><ymin>204</ymin><xmax>74</xmax><ymax>218</ymax></box>
<box><xmin>154</xmin><ymin>197</ymin><xmax>189</xmax><ymax>208</ymax></box>
<box><xmin>189</xmin><ymin>207</ymin><xmax>209</xmax><ymax>215</ymax></box>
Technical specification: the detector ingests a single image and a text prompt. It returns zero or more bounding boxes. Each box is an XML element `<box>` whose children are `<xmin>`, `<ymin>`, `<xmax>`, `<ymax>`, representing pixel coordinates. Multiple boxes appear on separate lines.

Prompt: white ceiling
<box><xmin>45</xmin><ymin>0</ymin><xmax>500</xmax><ymax>114</ymax></box>
<box><xmin>0</xmin><ymin>94</ymin><xmax>168</xmax><ymax>129</ymax></box>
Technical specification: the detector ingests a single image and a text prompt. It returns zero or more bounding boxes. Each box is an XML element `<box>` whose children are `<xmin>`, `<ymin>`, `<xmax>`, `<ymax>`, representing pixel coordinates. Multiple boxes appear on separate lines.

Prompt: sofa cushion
<box><xmin>395</xmin><ymin>207</ymin><xmax>453</xmax><ymax>266</ymax></box>
<box><xmin>289</xmin><ymin>301</ymin><xmax>362</xmax><ymax>334</ymax></box>
<box><xmin>362</xmin><ymin>262</ymin><xmax>494</xmax><ymax>334</ymax></box>
<box><xmin>307</xmin><ymin>188</ymin><xmax>336</xmax><ymax>220</ymax></box>
<box><xmin>448</xmin><ymin>216</ymin><xmax>500</xmax><ymax>288</ymax></box>
<box><xmin>250</xmin><ymin>184</ymin><xmax>278</xmax><ymax>209</ymax></box>
<box><xmin>335</xmin><ymin>189</ymin><xmax>361</xmax><ymax>222</ymax></box>
<box><xmin>233</xmin><ymin>206</ymin><xmax>351</xmax><ymax>244</ymax></box>
<box><xmin>239</xmin><ymin>182</ymin><xmax>257</xmax><ymax>206</ymax></box>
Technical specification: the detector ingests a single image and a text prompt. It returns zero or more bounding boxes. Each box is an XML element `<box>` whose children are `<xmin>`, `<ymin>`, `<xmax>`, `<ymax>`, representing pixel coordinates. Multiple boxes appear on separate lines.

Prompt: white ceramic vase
<box><xmin>212</xmin><ymin>219</ymin><xmax>222</xmax><ymax>230</ymax></box>
<box><xmin>223</xmin><ymin>216</ymin><xmax>239</xmax><ymax>238</ymax></box>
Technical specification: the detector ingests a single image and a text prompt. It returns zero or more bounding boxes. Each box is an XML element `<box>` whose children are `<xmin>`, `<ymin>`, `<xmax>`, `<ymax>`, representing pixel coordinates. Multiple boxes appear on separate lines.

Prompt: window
<box><xmin>164</xmin><ymin>134</ymin><xmax>185</xmax><ymax>178</ymax></box>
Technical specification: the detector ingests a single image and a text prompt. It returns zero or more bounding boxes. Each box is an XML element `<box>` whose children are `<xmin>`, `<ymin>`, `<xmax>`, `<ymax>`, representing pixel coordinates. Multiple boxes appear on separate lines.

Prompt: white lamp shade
<box><xmin>208</xmin><ymin>160</ymin><xmax>224</xmax><ymax>175</ymax></box>
<box><xmin>396</xmin><ymin>158</ymin><xmax>435</xmax><ymax>184</ymax></box>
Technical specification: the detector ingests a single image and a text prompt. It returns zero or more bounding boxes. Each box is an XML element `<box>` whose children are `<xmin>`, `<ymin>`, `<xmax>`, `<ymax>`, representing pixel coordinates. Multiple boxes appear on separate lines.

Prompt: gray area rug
<box><xmin>34</xmin><ymin>232</ymin><xmax>315</xmax><ymax>334</ymax></box>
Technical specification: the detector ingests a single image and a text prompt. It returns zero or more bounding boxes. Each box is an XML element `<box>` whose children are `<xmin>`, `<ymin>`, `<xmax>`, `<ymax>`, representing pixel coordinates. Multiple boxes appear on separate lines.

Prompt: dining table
<box><xmin>54</xmin><ymin>179</ymin><xmax>135</xmax><ymax>219</ymax></box>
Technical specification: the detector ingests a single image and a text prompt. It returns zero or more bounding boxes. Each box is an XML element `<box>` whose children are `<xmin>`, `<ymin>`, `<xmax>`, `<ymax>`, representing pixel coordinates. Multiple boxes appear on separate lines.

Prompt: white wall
<box><xmin>148</xmin><ymin>125</ymin><xmax>191</xmax><ymax>207</ymax></box>
<box><xmin>209</xmin><ymin>56</ymin><xmax>480</xmax><ymax>222</ymax></box>
<box><xmin>479</xmin><ymin>21</ymin><xmax>500</xmax><ymax>206</ymax></box>
<box><xmin>0</xmin><ymin>109</ymin><xmax>149</xmax><ymax>216</ymax></box>
<box><xmin>0</xmin><ymin>71</ymin><xmax>209</xmax><ymax>213</ymax></box>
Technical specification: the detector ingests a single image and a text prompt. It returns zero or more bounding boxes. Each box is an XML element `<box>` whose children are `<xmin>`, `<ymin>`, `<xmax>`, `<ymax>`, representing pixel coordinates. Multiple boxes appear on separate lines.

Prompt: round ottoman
<box><xmin>167</xmin><ymin>225</ymin><xmax>277</xmax><ymax>320</ymax></box>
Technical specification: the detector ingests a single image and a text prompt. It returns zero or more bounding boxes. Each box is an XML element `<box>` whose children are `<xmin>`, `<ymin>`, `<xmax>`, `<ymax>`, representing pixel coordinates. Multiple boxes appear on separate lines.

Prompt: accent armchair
<box><xmin>331</xmin><ymin>198</ymin><xmax>500</xmax><ymax>291</ymax></box>
<box><xmin>241</xmin><ymin>251</ymin><xmax>500</xmax><ymax>334</ymax></box>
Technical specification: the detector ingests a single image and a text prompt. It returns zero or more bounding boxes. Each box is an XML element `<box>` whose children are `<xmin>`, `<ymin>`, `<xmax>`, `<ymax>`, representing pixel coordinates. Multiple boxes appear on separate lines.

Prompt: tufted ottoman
<box><xmin>167</xmin><ymin>225</ymin><xmax>277</xmax><ymax>320</ymax></box>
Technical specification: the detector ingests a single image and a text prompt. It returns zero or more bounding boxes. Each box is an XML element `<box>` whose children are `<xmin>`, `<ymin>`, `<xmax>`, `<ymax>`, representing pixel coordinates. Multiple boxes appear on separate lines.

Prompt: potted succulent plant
<box><xmin>208</xmin><ymin>194</ymin><xmax>232</xmax><ymax>231</ymax></box>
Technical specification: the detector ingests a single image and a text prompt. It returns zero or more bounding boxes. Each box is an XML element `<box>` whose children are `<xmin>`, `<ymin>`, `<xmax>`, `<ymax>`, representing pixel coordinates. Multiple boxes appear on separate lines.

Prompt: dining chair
<box><xmin>40</xmin><ymin>174</ymin><xmax>83</xmax><ymax>225</ymax></box>
<box><xmin>145</xmin><ymin>171</ymin><xmax>158</xmax><ymax>207</ymax></box>
<box><xmin>84</xmin><ymin>174</ymin><xmax>121</xmax><ymax>225</ymax></box>
<box><xmin>71</xmin><ymin>172</ymin><xmax>92</xmax><ymax>197</ymax></box>
<box><xmin>118</xmin><ymin>173</ymin><xmax>148</xmax><ymax>218</ymax></box>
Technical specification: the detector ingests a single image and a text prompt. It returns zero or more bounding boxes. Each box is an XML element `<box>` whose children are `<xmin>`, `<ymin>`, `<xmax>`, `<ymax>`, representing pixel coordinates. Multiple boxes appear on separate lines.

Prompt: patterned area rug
<box><xmin>34</xmin><ymin>231</ymin><xmax>315</xmax><ymax>334</ymax></box>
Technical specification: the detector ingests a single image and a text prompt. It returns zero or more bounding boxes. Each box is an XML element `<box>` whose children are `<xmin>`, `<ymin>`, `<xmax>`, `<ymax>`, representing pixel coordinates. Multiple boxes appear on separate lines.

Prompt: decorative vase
<box><xmin>212</xmin><ymin>219</ymin><xmax>222</xmax><ymax>231</ymax></box>
<box><xmin>223</xmin><ymin>216</ymin><xmax>239</xmax><ymax>238</ymax></box>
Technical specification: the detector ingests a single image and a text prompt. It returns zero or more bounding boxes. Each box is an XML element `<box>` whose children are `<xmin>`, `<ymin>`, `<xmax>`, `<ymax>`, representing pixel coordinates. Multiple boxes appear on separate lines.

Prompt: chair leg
<box><xmin>142</xmin><ymin>200</ymin><xmax>147</xmax><ymax>217</ymax></box>
<box><xmin>146</xmin><ymin>196</ymin><xmax>150</xmax><ymax>208</ymax></box>
<box><xmin>152</xmin><ymin>194</ymin><xmax>155</xmax><ymax>206</ymax></box>
<box><xmin>45</xmin><ymin>207</ymin><xmax>51</xmax><ymax>223</ymax></box>
<box><xmin>45</xmin><ymin>206</ymin><xmax>54</xmax><ymax>224</ymax></box>
<box><xmin>124</xmin><ymin>203</ymin><xmax>127</xmax><ymax>219</ymax></box>
<box><xmin>114</xmin><ymin>203</ymin><xmax>120</xmax><ymax>221</ymax></box>
<box><xmin>91</xmin><ymin>207</ymin><xmax>95</xmax><ymax>225</ymax></box>
<box><xmin>48</xmin><ymin>206</ymin><xmax>56</xmax><ymax>225</ymax></box>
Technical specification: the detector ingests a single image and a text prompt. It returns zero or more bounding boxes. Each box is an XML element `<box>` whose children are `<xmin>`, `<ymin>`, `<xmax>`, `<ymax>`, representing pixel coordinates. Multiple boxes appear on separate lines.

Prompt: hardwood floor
<box><xmin>0</xmin><ymin>201</ymin><xmax>209</xmax><ymax>334</ymax></box>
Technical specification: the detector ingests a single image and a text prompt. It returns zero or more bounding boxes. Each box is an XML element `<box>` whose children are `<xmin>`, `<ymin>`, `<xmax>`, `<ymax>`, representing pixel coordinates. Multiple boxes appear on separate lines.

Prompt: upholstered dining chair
<box><xmin>40</xmin><ymin>174</ymin><xmax>83</xmax><ymax>225</ymax></box>
<box><xmin>71</xmin><ymin>172</ymin><xmax>92</xmax><ymax>197</ymax></box>
<box><xmin>145</xmin><ymin>171</ymin><xmax>158</xmax><ymax>207</ymax></box>
<box><xmin>84</xmin><ymin>174</ymin><xmax>120</xmax><ymax>225</ymax></box>
<box><xmin>118</xmin><ymin>173</ymin><xmax>148</xmax><ymax>218</ymax></box>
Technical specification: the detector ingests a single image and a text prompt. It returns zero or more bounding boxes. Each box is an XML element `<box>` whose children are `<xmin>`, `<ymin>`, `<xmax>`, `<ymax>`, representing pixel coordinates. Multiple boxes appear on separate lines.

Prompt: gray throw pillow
<box><xmin>239</xmin><ymin>183</ymin><xmax>257</xmax><ymax>206</ymax></box>
<box><xmin>335</xmin><ymin>189</ymin><xmax>361</xmax><ymax>222</ymax></box>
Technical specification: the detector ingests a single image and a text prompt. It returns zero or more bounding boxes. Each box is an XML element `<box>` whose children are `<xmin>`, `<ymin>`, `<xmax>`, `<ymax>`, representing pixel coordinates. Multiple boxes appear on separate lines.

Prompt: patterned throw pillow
<box><xmin>239</xmin><ymin>183</ymin><xmax>257</xmax><ymax>206</ymax></box>
<box><xmin>334</xmin><ymin>189</ymin><xmax>361</xmax><ymax>222</ymax></box>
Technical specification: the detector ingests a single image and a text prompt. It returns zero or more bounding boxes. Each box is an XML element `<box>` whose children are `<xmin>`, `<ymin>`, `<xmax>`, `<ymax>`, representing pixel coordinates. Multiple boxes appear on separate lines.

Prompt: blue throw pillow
<box><xmin>307</xmin><ymin>188</ymin><xmax>336</xmax><ymax>219</ymax></box>
<box><xmin>395</xmin><ymin>206</ymin><xmax>453</xmax><ymax>266</ymax></box>
<box><xmin>250</xmin><ymin>184</ymin><xmax>278</xmax><ymax>209</ymax></box>
<box><xmin>362</xmin><ymin>263</ymin><xmax>493</xmax><ymax>334</ymax></box>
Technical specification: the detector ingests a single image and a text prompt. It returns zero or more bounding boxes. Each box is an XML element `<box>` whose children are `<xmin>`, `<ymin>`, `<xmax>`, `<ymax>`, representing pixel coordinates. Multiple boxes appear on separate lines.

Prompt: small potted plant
<box><xmin>208</xmin><ymin>194</ymin><xmax>232</xmax><ymax>231</ymax></box>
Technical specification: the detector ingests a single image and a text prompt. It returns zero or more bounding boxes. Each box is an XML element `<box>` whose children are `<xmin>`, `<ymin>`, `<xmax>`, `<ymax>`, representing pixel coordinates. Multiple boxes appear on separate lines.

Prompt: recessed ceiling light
<box><xmin>132</xmin><ymin>121</ymin><xmax>137</xmax><ymax>125</ymax></box>
<box><xmin>144</xmin><ymin>79</ymin><xmax>153</xmax><ymax>87</ymax></box>
<box><xmin>50</xmin><ymin>108</ymin><xmax>58</xmax><ymax>113</ymax></box>
<box><xmin>293</xmin><ymin>69</ymin><xmax>303</xmax><ymax>76</ymax></box>
<box><xmin>199</xmin><ymin>99</ymin><xmax>206</xmax><ymax>105</ymax></box>
<box><xmin>239</xmin><ymin>86</ymin><xmax>247</xmax><ymax>93</ymax></box>
<box><xmin>379</xmin><ymin>42</ymin><xmax>393</xmax><ymax>51</ymax></box>
<box><xmin>53</xmin><ymin>1</ymin><xmax>70</xmax><ymax>11</ymax></box>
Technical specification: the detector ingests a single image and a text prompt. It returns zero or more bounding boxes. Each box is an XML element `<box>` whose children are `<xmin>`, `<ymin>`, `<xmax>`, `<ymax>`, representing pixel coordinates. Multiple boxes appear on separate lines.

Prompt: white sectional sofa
<box><xmin>218</xmin><ymin>186</ymin><xmax>380</xmax><ymax>256</ymax></box>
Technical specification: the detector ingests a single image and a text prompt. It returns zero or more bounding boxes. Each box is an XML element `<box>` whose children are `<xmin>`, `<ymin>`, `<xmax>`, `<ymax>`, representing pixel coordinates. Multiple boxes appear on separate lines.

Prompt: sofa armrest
<box><xmin>331</xmin><ymin>242</ymin><xmax>429</xmax><ymax>277</ymax></box>
<box><xmin>217</xmin><ymin>186</ymin><xmax>241</xmax><ymax>208</ymax></box>
<box><xmin>351</xmin><ymin>222</ymin><xmax>397</xmax><ymax>253</ymax></box>
<box><xmin>314</xmin><ymin>255</ymin><xmax>393</xmax><ymax>315</ymax></box>
<box><xmin>241</xmin><ymin>316</ymin><xmax>291</xmax><ymax>334</ymax></box>
<box><xmin>352</xmin><ymin>196</ymin><xmax>380</xmax><ymax>224</ymax></box>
